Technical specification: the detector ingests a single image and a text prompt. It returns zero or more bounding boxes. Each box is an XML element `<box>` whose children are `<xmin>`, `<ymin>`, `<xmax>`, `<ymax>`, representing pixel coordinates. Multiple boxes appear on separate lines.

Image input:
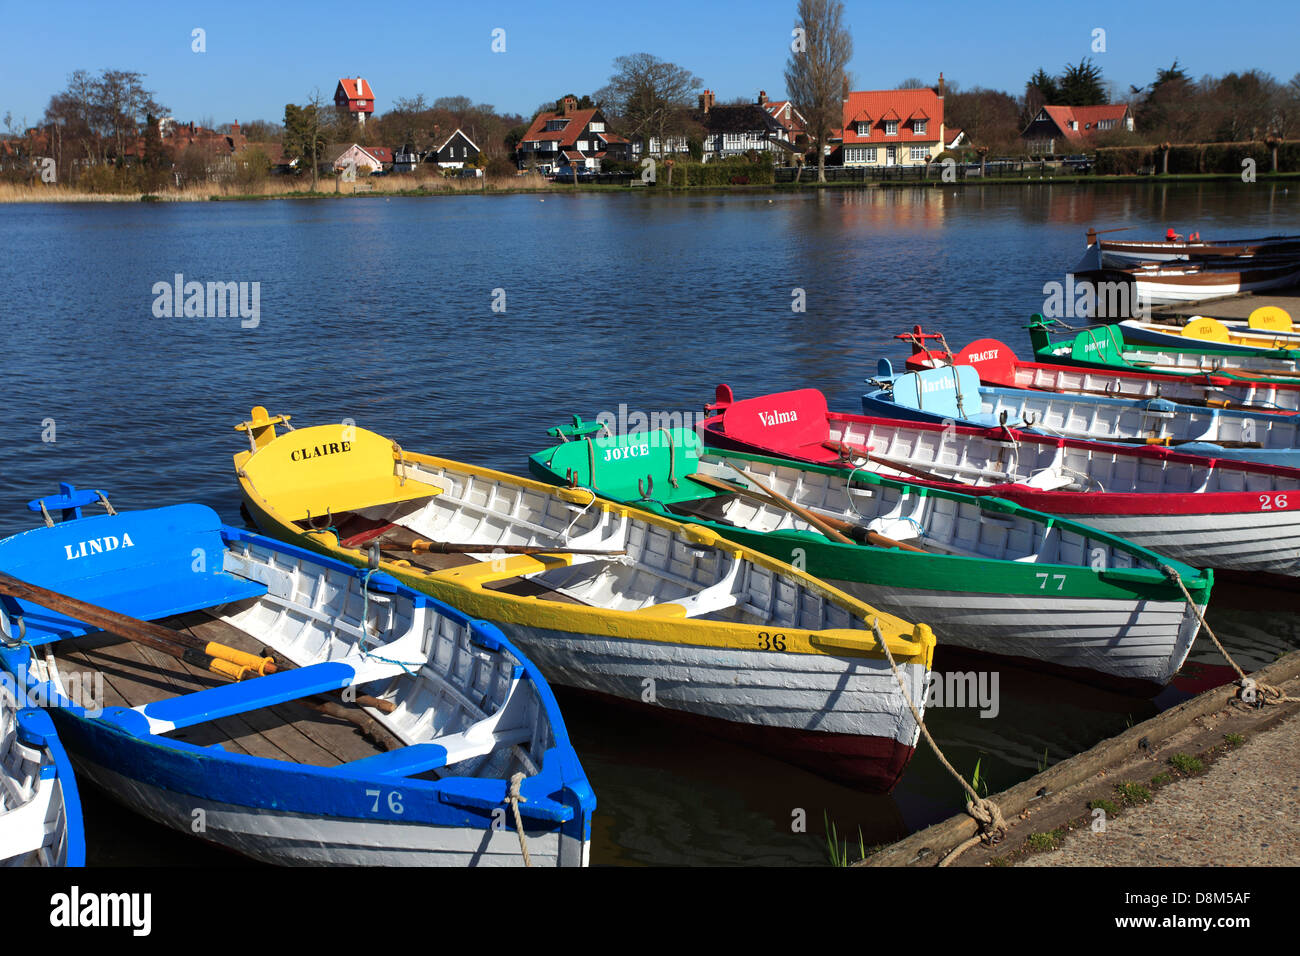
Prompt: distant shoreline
<box><xmin>2</xmin><ymin>170</ymin><xmax>1296</xmax><ymax>204</ymax></box>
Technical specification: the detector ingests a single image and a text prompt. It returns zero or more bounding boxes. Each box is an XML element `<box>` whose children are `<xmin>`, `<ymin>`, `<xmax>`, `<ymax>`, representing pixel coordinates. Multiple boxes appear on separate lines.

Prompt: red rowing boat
<box><xmin>699</xmin><ymin>384</ymin><xmax>1300</xmax><ymax>578</ymax></box>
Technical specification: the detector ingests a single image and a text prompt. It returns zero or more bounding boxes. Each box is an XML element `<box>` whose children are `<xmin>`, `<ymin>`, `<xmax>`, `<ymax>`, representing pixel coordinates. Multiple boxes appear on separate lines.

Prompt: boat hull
<box><xmin>504</xmin><ymin>624</ymin><xmax>925</xmax><ymax>792</ymax></box>
<box><xmin>54</xmin><ymin>713</ymin><xmax>587</xmax><ymax>867</ymax></box>
<box><xmin>831</xmin><ymin>582</ymin><xmax>1200</xmax><ymax>689</ymax></box>
<box><xmin>1074</xmin><ymin>509</ymin><xmax>1300</xmax><ymax>578</ymax></box>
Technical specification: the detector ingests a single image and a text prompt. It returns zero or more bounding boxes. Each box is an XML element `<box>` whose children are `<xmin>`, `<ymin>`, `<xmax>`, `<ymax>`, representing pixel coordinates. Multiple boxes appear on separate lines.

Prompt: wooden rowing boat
<box><xmin>0</xmin><ymin>483</ymin><xmax>595</xmax><ymax>866</ymax></box>
<box><xmin>0</xmin><ymin>675</ymin><xmax>83</xmax><ymax>866</ymax></box>
<box><xmin>231</xmin><ymin>407</ymin><xmax>937</xmax><ymax>791</ymax></box>
<box><xmin>860</xmin><ymin>360</ymin><xmax>1300</xmax><ymax>468</ymax></box>
<box><xmin>1119</xmin><ymin>314</ymin><xmax>1300</xmax><ymax>354</ymax></box>
<box><xmin>1074</xmin><ymin>252</ymin><xmax>1300</xmax><ymax>306</ymax></box>
<box><xmin>902</xmin><ymin>327</ymin><xmax>1300</xmax><ymax>414</ymax></box>
<box><xmin>699</xmin><ymin>385</ymin><xmax>1300</xmax><ymax>579</ymax></box>
<box><xmin>1028</xmin><ymin>317</ymin><xmax>1300</xmax><ymax>383</ymax></box>
<box><xmin>1086</xmin><ymin>229</ymin><xmax>1300</xmax><ymax>268</ymax></box>
<box><xmin>529</xmin><ymin>424</ymin><xmax>1212</xmax><ymax>691</ymax></box>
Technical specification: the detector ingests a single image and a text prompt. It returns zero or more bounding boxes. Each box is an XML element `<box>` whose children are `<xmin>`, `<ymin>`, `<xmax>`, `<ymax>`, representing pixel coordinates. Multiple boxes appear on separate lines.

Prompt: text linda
<box><xmin>64</xmin><ymin>534</ymin><xmax>135</xmax><ymax>561</ymax></box>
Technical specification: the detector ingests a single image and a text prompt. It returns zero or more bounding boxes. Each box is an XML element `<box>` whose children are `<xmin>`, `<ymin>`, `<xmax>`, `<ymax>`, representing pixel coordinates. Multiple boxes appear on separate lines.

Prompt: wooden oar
<box><xmin>0</xmin><ymin>571</ymin><xmax>276</xmax><ymax>681</ymax></box>
<box><xmin>689</xmin><ymin>468</ymin><xmax>927</xmax><ymax>554</ymax></box>
<box><xmin>409</xmin><ymin>540</ymin><xmax>625</xmax><ymax>557</ymax></box>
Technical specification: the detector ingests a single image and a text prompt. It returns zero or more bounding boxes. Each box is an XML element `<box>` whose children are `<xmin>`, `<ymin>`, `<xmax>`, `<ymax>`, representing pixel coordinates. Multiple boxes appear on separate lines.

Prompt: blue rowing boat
<box><xmin>0</xmin><ymin>672</ymin><xmax>84</xmax><ymax>866</ymax></box>
<box><xmin>860</xmin><ymin>361</ymin><xmax>1300</xmax><ymax>468</ymax></box>
<box><xmin>0</xmin><ymin>484</ymin><xmax>595</xmax><ymax>866</ymax></box>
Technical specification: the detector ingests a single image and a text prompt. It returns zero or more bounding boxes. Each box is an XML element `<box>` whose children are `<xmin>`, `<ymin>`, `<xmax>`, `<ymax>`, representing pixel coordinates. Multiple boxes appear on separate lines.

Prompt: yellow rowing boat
<box><xmin>231</xmin><ymin>407</ymin><xmax>936</xmax><ymax>790</ymax></box>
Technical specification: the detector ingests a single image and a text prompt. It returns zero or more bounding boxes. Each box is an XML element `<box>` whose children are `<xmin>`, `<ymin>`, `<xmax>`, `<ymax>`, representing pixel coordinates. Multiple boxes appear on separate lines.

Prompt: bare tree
<box><xmin>95</xmin><ymin>70</ymin><xmax>166</xmax><ymax>163</ymax></box>
<box><xmin>784</xmin><ymin>0</ymin><xmax>853</xmax><ymax>182</ymax></box>
<box><xmin>597</xmin><ymin>53</ymin><xmax>701</xmax><ymax>155</ymax></box>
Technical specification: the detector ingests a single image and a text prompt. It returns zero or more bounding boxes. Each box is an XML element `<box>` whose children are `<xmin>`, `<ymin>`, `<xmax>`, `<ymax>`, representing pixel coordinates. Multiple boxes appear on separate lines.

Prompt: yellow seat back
<box><xmin>1181</xmin><ymin>316</ymin><xmax>1231</xmax><ymax>342</ymax></box>
<box><xmin>243</xmin><ymin>422</ymin><xmax>441</xmax><ymax>522</ymax></box>
<box><xmin>1248</xmin><ymin>306</ymin><xmax>1292</xmax><ymax>333</ymax></box>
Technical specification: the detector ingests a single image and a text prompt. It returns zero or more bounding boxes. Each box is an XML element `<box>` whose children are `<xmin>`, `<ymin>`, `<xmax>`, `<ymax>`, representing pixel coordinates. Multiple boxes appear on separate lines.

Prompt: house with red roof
<box><xmin>335</xmin><ymin>77</ymin><xmax>375</xmax><ymax>126</ymax></box>
<box><xmin>758</xmin><ymin>90</ymin><xmax>806</xmax><ymax>142</ymax></box>
<box><xmin>833</xmin><ymin>80</ymin><xmax>945</xmax><ymax>168</ymax></box>
<box><xmin>516</xmin><ymin>96</ymin><xmax>633</xmax><ymax>173</ymax></box>
<box><xmin>1021</xmin><ymin>104</ymin><xmax>1134</xmax><ymax>155</ymax></box>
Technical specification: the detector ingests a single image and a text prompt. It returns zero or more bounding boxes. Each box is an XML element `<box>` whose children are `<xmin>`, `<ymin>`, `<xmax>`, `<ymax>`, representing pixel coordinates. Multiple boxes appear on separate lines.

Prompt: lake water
<box><xmin>2</xmin><ymin>182</ymin><xmax>1297</xmax><ymax>865</ymax></box>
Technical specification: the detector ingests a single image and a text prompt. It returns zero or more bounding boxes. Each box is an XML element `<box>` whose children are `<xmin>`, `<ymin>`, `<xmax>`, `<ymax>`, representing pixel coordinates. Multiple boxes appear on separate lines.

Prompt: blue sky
<box><xmin>3</xmin><ymin>0</ymin><xmax>1297</xmax><ymax>129</ymax></box>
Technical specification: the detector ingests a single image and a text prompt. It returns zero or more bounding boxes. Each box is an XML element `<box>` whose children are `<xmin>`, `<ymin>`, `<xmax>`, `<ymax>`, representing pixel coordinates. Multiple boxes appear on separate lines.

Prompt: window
<box><xmin>545</xmin><ymin>119</ymin><xmax>568</xmax><ymax>131</ymax></box>
<box><xmin>577</xmin><ymin>140</ymin><xmax>588</xmax><ymax>151</ymax></box>
<box><xmin>589</xmin><ymin>121</ymin><xmax>605</xmax><ymax>132</ymax></box>
<box><xmin>865</xmin><ymin>147</ymin><xmax>877</xmax><ymax>163</ymax></box>
<box><xmin>913</xmin><ymin>120</ymin><xmax>927</xmax><ymax>136</ymax></box>
<box><xmin>910</xmin><ymin>145</ymin><xmax>928</xmax><ymax>161</ymax></box>
<box><xmin>884</xmin><ymin>120</ymin><xmax>898</xmax><ymax>136</ymax></box>
<box><xmin>856</xmin><ymin>122</ymin><xmax>870</xmax><ymax>136</ymax></box>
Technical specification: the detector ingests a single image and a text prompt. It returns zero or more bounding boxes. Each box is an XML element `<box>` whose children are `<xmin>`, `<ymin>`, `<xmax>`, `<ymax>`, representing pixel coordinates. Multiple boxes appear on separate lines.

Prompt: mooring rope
<box><xmin>1159</xmin><ymin>564</ymin><xmax>1300</xmax><ymax>705</ymax></box>
<box><xmin>869</xmin><ymin>620</ymin><xmax>1006</xmax><ymax>865</ymax></box>
<box><xmin>506</xmin><ymin>771</ymin><xmax>534</xmax><ymax>867</ymax></box>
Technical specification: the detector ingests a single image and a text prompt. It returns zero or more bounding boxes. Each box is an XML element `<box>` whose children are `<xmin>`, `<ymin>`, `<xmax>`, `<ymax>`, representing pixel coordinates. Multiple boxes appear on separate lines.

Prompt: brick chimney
<box><xmin>758</xmin><ymin>90</ymin><xmax>767</xmax><ymax>106</ymax></box>
<box><xmin>938</xmin><ymin>72</ymin><xmax>945</xmax><ymax>97</ymax></box>
<box><xmin>698</xmin><ymin>89</ymin><xmax>714</xmax><ymax>113</ymax></box>
<box><xmin>561</xmin><ymin>95</ymin><xmax>577</xmax><ymax>115</ymax></box>
<box><xmin>841</xmin><ymin>77</ymin><xmax>850</xmax><ymax>101</ymax></box>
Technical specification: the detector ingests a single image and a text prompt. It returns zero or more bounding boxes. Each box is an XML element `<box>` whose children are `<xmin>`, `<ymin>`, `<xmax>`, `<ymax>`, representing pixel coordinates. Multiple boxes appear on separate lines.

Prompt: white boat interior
<box><xmin>320</xmin><ymin>458</ymin><xmax>873</xmax><ymax>632</ymax></box>
<box><xmin>827</xmin><ymin>417</ymin><xmax>1300</xmax><ymax>496</ymax></box>
<box><xmin>693</xmin><ymin>453</ymin><xmax>1152</xmax><ymax>571</ymax></box>
<box><xmin>44</xmin><ymin>538</ymin><xmax>554</xmax><ymax>784</ymax></box>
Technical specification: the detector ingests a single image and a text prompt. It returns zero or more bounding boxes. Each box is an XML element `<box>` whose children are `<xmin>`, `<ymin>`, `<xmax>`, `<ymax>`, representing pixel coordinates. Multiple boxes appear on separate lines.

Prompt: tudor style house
<box><xmin>835</xmin><ymin>80</ymin><xmax>946</xmax><ymax>168</ymax></box>
<box><xmin>646</xmin><ymin>90</ymin><xmax>798</xmax><ymax>160</ymax></box>
<box><xmin>694</xmin><ymin>90</ymin><xmax>795</xmax><ymax>161</ymax></box>
<box><xmin>334</xmin><ymin>77</ymin><xmax>375</xmax><ymax>126</ymax></box>
<box><xmin>429</xmin><ymin>129</ymin><xmax>479</xmax><ymax>169</ymax></box>
<box><xmin>516</xmin><ymin>96</ymin><xmax>633</xmax><ymax>174</ymax></box>
<box><xmin>1020</xmin><ymin>105</ymin><xmax>1135</xmax><ymax>155</ymax></box>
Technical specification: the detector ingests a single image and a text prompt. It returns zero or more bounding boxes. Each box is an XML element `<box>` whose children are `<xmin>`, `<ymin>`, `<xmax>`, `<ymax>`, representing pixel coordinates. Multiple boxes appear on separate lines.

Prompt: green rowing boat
<box><xmin>528</xmin><ymin>420</ymin><xmax>1213</xmax><ymax>691</ymax></box>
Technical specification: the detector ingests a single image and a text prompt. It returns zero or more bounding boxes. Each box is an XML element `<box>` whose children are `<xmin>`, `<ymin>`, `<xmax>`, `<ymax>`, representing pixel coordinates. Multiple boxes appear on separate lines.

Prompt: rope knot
<box><xmin>506</xmin><ymin>771</ymin><xmax>534</xmax><ymax>867</ymax></box>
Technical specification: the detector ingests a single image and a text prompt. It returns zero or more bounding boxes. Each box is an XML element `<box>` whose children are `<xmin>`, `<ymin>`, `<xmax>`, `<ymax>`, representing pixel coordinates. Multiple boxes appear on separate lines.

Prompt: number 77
<box><xmin>1035</xmin><ymin>573</ymin><xmax>1066</xmax><ymax>590</ymax></box>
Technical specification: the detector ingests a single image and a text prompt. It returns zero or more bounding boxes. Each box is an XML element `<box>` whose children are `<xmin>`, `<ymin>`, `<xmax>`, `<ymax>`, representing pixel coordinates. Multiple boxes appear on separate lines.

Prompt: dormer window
<box><xmin>884</xmin><ymin>120</ymin><xmax>898</xmax><ymax>136</ymax></box>
<box><xmin>545</xmin><ymin>119</ymin><xmax>569</xmax><ymax>132</ymax></box>
<box><xmin>913</xmin><ymin>119</ymin><xmax>927</xmax><ymax>136</ymax></box>
<box><xmin>855</xmin><ymin>122</ymin><xmax>870</xmax><ymax>136</ymax></box>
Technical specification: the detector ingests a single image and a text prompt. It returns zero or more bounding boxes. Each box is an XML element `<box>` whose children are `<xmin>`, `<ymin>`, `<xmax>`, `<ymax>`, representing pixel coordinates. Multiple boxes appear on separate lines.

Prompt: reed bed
<box><xmin>0</xmin><ymin>171</ymin><xmax>555</xmax><ymax>203</ymax></box>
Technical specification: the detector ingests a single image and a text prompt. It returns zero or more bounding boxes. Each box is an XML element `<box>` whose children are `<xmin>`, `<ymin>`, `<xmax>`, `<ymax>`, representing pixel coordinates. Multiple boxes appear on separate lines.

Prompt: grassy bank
<box><xmin>4</xmin><ymin>169</ymin><xmax>1298</xmax><ymax>203</ymax></box>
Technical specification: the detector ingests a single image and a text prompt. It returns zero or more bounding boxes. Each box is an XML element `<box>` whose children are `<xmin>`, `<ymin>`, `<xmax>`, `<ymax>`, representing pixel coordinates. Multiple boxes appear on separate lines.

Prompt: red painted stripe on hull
<box><xmin>700</xmin><ymin>396</ymin><xmax>1300</xmax><ymax>518</ymax></box>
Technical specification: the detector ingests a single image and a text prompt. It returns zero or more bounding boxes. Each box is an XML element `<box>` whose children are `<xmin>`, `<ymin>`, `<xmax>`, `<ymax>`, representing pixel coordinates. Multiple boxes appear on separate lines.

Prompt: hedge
<box><xmin>1095</xmin><ymin>139</ymin><xmax>1299</xmax><ymax>175</ymax></box>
